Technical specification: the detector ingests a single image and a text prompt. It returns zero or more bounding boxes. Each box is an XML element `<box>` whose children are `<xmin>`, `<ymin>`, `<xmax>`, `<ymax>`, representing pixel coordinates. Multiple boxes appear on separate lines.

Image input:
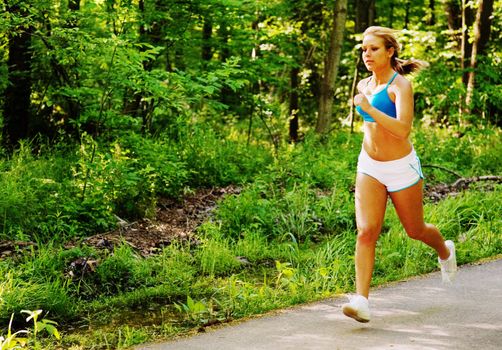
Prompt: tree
<box><xmin>3</xmin><ymin>1</ymin><xmax>33</xmax><ymax>148</ymax></box>
<box><xmin>289</xmin><ymin>67</ymin><xmax>300</xmax><ymax>142</ymax></box>
<box><xmin>355</xmin><ymin>0</ymin><xmax>375</xmax><ymax>33</ymax></box>
<box><xmin>427</xmin><ymin>0</ymin><xmax>436</xmax><ymax>26</ymax></box>
<box><xmin>445</xmin><ymin>0</ymin><xmax>461</xmax><ymax>31</ymax></box>
<box><xmin>316</xmin><ymin>0</ymin><xmax>348</xmax><ymax>134</ymax></box>
<box><xmin>465</xmin><ymin>0</ymin><xmax>494</xmax><ymax>110</ymax></box>
<box><xmin>460</xmin><ymin>0</ymin><xmax>476</xmax><ymax>85</ymax></box>
<box><xmin>202</xmin><ymin>17</ymin><xmax>213</xmax><ymax>63</ymax></box>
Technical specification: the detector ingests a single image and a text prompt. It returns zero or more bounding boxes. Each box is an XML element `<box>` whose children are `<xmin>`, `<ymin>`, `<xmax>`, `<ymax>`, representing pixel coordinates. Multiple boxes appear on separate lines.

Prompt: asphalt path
<box><xmin>137</xmin><ymin>258</ymin><xmax>502</xmax><ymax>350</ymax></box>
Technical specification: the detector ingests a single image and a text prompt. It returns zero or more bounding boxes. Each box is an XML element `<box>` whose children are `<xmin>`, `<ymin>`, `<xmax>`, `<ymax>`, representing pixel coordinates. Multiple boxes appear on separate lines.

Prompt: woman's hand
<box><xmin>354</xmin><ymin>93</ymin><xmax>371</xmax><ymax>112</ymax></box>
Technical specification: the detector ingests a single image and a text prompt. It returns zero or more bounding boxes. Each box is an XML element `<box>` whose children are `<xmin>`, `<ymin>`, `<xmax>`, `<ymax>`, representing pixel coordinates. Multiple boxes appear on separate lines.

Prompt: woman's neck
<box><xmin>372</xmin><ymin>68</ymin><xmax>395</xmax><ymax>86</ymax></box>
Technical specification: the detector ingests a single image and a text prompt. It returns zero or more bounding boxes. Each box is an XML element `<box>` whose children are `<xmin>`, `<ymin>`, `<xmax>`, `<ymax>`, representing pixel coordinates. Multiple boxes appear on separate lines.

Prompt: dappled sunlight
<box><xmin>373</xmin><ymin>308</ymin><xmax>420</xmax><ymax>318</ymax></box>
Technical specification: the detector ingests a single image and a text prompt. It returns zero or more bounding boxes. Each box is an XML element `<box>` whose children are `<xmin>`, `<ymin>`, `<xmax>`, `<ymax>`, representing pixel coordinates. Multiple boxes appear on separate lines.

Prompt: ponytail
<box><xmin>392</xmin><ymin>57</ymin><xmax>429</xmax><ymax>75</ymax></box>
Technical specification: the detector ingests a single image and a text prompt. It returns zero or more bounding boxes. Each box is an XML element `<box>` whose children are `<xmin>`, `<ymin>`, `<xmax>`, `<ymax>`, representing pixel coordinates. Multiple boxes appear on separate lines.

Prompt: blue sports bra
<box><xmin>356</xmin><ymin>72</ymin><xmax>398</xmax><ymax>122</ymax></box>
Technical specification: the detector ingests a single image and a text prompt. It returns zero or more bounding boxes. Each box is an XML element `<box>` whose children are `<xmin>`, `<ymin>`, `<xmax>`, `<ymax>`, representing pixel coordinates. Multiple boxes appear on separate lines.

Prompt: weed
<box><xmin>0</xmin><ymin>310</ymin><xmax>60</xmax><ymax>350</ymax></box>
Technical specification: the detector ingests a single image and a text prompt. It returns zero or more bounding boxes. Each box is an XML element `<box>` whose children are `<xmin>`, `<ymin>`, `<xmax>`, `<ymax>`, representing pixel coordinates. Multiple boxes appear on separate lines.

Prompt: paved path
<box><xmin>138</xmin><ymin>258</ymin><xmax>502</xmax><ymax>350</ymax></box>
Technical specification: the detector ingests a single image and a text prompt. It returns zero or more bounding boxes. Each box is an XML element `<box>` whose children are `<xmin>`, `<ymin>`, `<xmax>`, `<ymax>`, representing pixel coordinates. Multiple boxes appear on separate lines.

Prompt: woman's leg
<box><xmin>355</xmin><ymin>173</ymin><xmax>388</xmax><ymax>298</ymax></box>
<box><xmin>389</xmin><ymin>180</ymin><xmax>450</xmax><ymax>260</ymax></box>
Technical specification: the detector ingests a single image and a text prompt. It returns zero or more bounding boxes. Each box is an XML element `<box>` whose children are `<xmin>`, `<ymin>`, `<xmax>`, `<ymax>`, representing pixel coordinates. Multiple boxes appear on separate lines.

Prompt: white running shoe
<box><xmin>342</xmin><ymin>294</ymin><xmax>370</xmax><ymax>323</ymax></box>
<box><xmin>439</xmin><ymin>240</ymin><xmax>457</xmax><ymax>283</ymax></box>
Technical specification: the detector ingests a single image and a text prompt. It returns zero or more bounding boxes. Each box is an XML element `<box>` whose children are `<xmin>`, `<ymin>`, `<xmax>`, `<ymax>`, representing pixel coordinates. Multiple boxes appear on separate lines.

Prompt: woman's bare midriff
<box><xmin>363</xmin><ymin>122</ymin><xmax>412</xmax><ymax>161</ymax></box>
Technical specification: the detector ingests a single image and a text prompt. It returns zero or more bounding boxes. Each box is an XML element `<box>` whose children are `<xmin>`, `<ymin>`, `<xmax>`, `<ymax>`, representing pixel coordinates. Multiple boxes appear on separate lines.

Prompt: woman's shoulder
<box><xmin>390</xmin><ymin>74</ymin><xmax>412</xmax><ymax>93</ymax></box>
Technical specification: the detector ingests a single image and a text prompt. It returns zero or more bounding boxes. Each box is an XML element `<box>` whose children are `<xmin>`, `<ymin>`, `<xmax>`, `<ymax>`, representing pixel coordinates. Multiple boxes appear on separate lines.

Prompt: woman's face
<box><xmin>361</xmin><ymin>34</ymin><xmax>394</xmax><ymax>72</ymax></box>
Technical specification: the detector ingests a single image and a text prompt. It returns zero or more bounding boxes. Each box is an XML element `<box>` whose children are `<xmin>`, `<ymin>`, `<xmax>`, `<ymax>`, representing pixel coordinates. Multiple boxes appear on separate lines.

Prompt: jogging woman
<box><xmin>341</xmin><ymin>26</ymin><xmax>457</xmax><ymax>323</ymax></box>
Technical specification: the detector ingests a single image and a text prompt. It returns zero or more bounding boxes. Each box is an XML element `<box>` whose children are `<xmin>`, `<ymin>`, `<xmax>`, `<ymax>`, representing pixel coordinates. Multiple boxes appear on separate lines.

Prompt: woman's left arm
<box><xmin>356</xmin><ymin>78</ymin><xmax>414</xmax><ymax>139</ymax></box>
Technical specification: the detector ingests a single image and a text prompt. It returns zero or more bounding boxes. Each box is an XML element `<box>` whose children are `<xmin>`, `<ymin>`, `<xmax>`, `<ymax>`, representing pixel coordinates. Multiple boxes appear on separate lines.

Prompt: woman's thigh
<box><xmin>388</xmin><ymin>179</ymin><xmax>425</xmax><ymax>234</ymax></box>
<box><xmin>355</xmin><ymin>173</ymin><xmax>388</xmax><ymax>240</ymax></box>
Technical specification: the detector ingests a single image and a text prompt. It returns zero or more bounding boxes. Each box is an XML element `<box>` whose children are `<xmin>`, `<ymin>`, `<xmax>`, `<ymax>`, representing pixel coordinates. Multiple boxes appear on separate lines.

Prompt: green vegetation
<box><xmin>0</xmin><ymin>126</ymin><xmax>501</xmax><ymax>349</ymax></box>
<box><xmin>0</xmin><ymin>0</ymin><xmax>501</xmax><ymax>348</ymax></box>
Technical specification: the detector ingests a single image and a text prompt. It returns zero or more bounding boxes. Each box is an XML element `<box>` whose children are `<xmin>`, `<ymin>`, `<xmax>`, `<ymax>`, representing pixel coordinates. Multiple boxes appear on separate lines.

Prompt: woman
<box><xmin>341</xmin><ymin>26</ymin><xmax>457</xmax><ymax>323</ymax></box>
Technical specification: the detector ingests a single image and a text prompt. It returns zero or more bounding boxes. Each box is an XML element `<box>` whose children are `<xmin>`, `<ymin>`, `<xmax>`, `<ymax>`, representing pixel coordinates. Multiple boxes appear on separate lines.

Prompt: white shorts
<box><xmin>357</xmin><ymin>148</ymin><xmax>424</xmax><ymax>192</ymax></box>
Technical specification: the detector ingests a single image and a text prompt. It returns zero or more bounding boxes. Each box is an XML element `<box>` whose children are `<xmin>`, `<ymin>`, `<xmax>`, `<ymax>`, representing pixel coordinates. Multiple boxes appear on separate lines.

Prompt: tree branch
<box><xmin>422</xmin><ymin>164</ymin><xmax>463</xmax><ymax>178</ymax></box>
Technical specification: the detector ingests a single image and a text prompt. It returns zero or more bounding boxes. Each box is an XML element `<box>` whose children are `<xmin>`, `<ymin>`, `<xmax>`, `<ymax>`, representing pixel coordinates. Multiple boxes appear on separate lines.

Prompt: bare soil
<box><xmin>78</xmin><ymin>185</ymin><xmax>242</xmax><ymax>256</ymax></box>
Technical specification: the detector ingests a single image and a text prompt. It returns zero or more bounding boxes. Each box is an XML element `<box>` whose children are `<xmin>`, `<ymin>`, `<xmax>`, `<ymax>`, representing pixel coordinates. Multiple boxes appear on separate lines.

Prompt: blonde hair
<box><xmin>363</xmin><ymin>26</ymin><xmax>428</xmax><ymax>75</ymax></box>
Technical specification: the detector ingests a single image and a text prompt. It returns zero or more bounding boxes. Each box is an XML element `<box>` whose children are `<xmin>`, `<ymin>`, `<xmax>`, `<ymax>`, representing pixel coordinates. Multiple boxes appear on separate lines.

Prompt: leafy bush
<box><xmin>119</xmin><ymin>133</ymin><xmax>189</xmax><ymax>199</ymax></box>
<box><xmin>178</xmin><ymin>125</ymin><xmax>273</xmax><ymax>187</ymax></box>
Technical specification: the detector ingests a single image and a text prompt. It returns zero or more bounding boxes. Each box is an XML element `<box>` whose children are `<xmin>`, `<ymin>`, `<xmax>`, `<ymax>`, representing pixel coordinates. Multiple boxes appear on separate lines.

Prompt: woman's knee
<box><xmin>357</xmin><ymin>225</ymin><xmax>381</xmax><ymax>245</ymax></box>
<box><xmin>405</xmin><ymin>224</ymin><xmax>428</xmax><ymax>241</ymax></box>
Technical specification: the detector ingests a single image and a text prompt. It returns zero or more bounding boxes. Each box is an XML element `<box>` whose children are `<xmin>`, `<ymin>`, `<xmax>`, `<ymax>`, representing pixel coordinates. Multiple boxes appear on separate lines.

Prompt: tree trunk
<box><xmin>316</xmin><ymin>0</ymin><xmax>348</xmax><ymax>134</ymax></box>
<box><xmin>461</xmin><ymin>0</ymin><xmax>475</xmax><ymax>85</ymax></box>
<box><xmin>355</xmin><ymin>0</ymin><xmax>374</xmax><ymax>73</ymax></box>
<box><xmin>289</xmin><ymin>67</ymin><xmax>300</xmax><ymax>142</ymax></box>
<box><xmin>217</xmin><ymin>21</ymin><xmax>235</xmax><ymax>110</ymax></box>
<box><xmin>355</xmin><ymin>0</ymin><xmax>375</xmax><ymax>33</ymax></box>
<box><xmin>202</xmin><ymin>18</ymin><xmax>213</xmax><ymax>62</ymax></box>
<box><xmin>3</xmin><ymin>2</ymin><xmax>33</xmax><ymax>148</ymax></box>
<box><xmin>445</xmin><ymin>0</ymin><xmax>461</xmax><ymax>30</ymax></box>
<box><xmin>388</xmin><ymin>2</ymin><xmax>394</xmax><ymax>28</ymax></box>
<box><xmin>445</xmin><ymin>0</ymin><xmax>461</xmax><ymax>31</ymax></box>
<box><xmin>218</xmin><ymin>21</ymin><xmax>231</xmax><ymax>63</ymax></box>
<box><xmin>477</xmin><ymin>0</ymin><xmax>494</xmax><ymax>55</ymax></box>
<box><xmin>368</xmin><ymin>0</ymin><xmax>375</xmax><ymax>27</ymax></box>
<box><xmin>404</xmin><ymin>0</ymin><xmax>411</xmax><ymax>29</ymax></box>
<box><xmin>465</xmin><ymin>0</ymin><xmax>494</xmax><ymax>111</ymax></box>
<box><xmin>67</xmin><ymin>0</ymin><xmax>81</xmax><ymax>123</ymax></box>
<box><xmin>349</xmin><ymin>56</ymin><xmax>361</xmax><ymax>134</ymax></box>
<box><xmin>427</xmin><ymin>0</ymin><xmax>436</xmax><ymax>26</ymax></box>
<box><xmin>444</xmin><ymin>0</ymin><xmax>461</xmax><ymax>51</ymax></box>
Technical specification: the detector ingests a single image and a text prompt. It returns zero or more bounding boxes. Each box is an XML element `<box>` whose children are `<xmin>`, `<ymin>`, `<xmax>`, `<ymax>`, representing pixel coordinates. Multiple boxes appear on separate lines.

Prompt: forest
<box><xmin>0</xmin><ymin>0</ymin><xmax>501</xmax><ymax>349</ymax></box>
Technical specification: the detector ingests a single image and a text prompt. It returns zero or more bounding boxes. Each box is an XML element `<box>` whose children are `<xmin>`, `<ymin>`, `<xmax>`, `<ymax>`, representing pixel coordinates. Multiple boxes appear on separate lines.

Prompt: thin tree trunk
<box><xmin>404</xmin><ymin>1</ymin><xmax>411</xmax><ymax>29</ymax></box>
<box><xmin>461</xmin><ymin>0</ymin><xmax>475</xmax><ymax>85</ymax></box>
<box><xmin>289</xmin><ymin>67</ymin><xmax>300</xmax><ymax>142</ymax></box>
<box><xmin>67</xmin><ymin>0</ymin><xmax>81</xmax><ymax>123</ymax></box>
<box><xmin>218</xmin><ymin>21</ymin><xmax>231</xmax><ymax>63</ymax></box>
<box><xmin>349</xmin><ymin>56</ymin><xmax>361</xmax><ymax>134</ymax></box>
<box><xmin>388</xmin><ymin>2</ymin><xmax>394</xmax><ymax>28</ymax></box>
<box><xmin>427</xmin><ymin>0</ymin><xmax>436</xmax><ymax>26</ymax></box>
<box><xmin>3</xmin><ymin>2</ymin><xmax>33</xmax><ymax>148</ymax></box>
<box><xmin>202</xmin><ymin>18</ymin><xmax>213</xmax><ymax>62</ymax></box>
<box><xmin>465</xmin><ymin>0</ymin><xmax>494</xmax><ymax>111</ymax></box>
<box><xmin>368</xmin><ymin>0</ymin><xmax>375</xmax><ymax>27</ymax></box>
<box><xmin>218</xmin><ymin>21</ymin><xmax>234</xmax><ymax>109</ymax></box>
<box><xmin>316</xmin><ymin>0</ymin><xmax>348</xmax><ymax>134</ymax></box>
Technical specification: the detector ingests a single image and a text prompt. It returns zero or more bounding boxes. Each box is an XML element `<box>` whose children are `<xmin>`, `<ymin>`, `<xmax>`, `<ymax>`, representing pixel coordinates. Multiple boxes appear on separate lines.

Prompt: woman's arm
<box><xmin>355</xmin><ymin>77</ymin><xmax>414</xmax><ymax>139</ymax></box>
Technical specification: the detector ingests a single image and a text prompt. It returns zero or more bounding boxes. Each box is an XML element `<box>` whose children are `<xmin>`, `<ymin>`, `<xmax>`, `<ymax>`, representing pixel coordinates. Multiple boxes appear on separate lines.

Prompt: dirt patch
<box><xmin>75</xmin><ymin>185</ymin><xmax>241</xmax><ymax>256</ymax></box>
<box><xmin>424</xmin><ymin>176</ymin><xmax>501</xmax><ymax>203</ymax></box>
<box><xmin>0</xmin><ymin>240</ymin><xmax>36</xmax><ymax>259</ymax></box>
